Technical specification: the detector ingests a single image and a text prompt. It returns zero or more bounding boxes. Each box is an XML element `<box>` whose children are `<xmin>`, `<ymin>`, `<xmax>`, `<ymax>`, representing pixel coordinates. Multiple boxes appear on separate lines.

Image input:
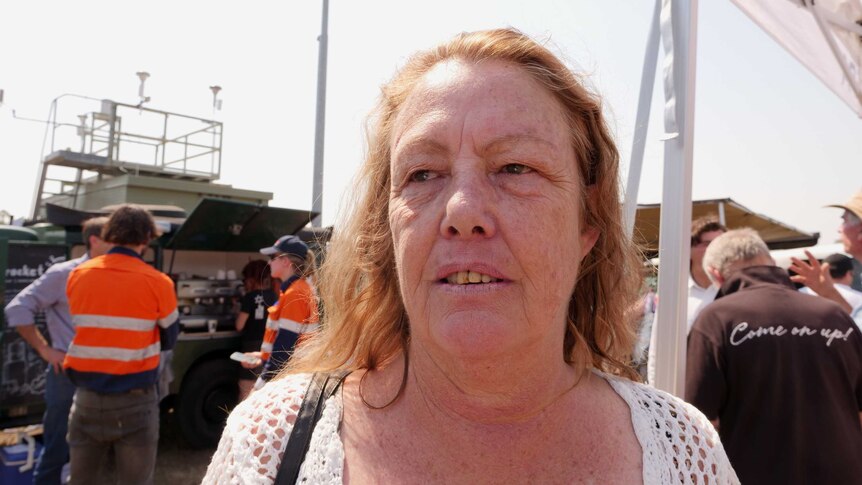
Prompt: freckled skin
<box><xmin>388</xmin><ymin>59</ymin><xmax>598</xmax><ymax>363</ymax></box>
<box><xmin>340</xmin><ymin>59</ymin><xmax>643</xmax><ymax>485</ymax></box>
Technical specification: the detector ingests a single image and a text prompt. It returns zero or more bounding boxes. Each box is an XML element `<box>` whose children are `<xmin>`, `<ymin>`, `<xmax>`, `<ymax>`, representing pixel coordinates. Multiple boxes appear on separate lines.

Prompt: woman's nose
<box><xmin>440</xmin><ymin>172</ymin><xmax>496</xmax><ymax>239</ymax></box>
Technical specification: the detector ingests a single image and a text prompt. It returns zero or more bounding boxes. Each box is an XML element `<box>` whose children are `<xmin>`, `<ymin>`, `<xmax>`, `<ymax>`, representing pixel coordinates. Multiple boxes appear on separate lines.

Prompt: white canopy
<box><xmin>731</xmin><ymin>0</ymin><xmax>862</xmax><ymax>117</ymax></box>
<box><xmin>631</xmin><ymin>0</ymin><xmax>862</xmax><ymax>396</ymax></box>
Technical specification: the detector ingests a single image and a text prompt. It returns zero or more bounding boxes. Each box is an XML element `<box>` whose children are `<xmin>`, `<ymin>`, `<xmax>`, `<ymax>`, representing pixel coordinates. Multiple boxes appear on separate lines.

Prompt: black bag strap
<box><xmin>274</xmin><ymin>371</ymin><xmax>350</xmax><ymax>485</ymax></box>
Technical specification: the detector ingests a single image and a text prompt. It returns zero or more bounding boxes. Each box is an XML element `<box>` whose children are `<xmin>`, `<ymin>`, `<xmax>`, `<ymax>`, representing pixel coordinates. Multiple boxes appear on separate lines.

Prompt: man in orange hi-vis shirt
<box><xmin>63</xmin><ymin>205</ymin><xmax>178</xmax><ymax>485</ymax></box>
<box><xmin>241</xmin><ymin>235</ymin><xmax>318</xmax><ymax>391</ymax></box>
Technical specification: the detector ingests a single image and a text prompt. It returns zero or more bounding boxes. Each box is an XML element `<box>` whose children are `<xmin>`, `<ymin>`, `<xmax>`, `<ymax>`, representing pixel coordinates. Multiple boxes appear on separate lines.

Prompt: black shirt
<box><xmin>239</xmin><ymin>288</ymin><xmax>277</xmax><ymax>347</ymax></box>
<box><xmin>686</xmin><ymin>266</ymin><xmax>862</xmax><ymax>485</ymax></box>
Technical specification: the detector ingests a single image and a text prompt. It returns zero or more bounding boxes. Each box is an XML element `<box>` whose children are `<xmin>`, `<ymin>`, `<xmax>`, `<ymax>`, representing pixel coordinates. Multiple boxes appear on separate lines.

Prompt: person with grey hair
<box><xmin>700</xmin><ymin>227</ymin><xmax>773</xmax><ymax>285</ymax></box>
<box><xmin>686</xmin><ymin>228</ymin><xmax>862</xmax><ymax>485</ymax></box>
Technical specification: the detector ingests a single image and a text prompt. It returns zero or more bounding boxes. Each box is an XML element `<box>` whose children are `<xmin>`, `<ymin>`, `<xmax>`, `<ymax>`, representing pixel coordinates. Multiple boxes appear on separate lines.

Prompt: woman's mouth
<box><xmin>443</xmin><ymin>271</ymin><xmax>502</xmax><ymax>285</ymax></box>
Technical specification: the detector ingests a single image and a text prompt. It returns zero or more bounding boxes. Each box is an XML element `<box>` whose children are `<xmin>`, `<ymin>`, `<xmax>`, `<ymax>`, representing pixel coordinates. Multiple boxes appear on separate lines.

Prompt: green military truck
<box><xmin>1</xmin><ymin>95</ymin><xmax>322</xmax><ymax>447</ymax></box>
<box><xmin>0</xmin><ymin>226</ymin><xmax>69</xmax><ymax>429</ymax></box>
<box><xmin>1</xmin><ymin>198</ymin><xmax>319</xmax><ymax>447</ymax></box>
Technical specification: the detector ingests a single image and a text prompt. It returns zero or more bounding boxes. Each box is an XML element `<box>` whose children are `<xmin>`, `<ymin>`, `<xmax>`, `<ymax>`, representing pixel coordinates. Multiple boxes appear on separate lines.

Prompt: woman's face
<box><xmin>268</xmin><ymin>254</ymin><xmax>292</xmax><ymax>281</ymax></box>
<box><xmin>388</xmin><ymin>60</ymin><xmax>599</xmax><ymax>360</ymax></box>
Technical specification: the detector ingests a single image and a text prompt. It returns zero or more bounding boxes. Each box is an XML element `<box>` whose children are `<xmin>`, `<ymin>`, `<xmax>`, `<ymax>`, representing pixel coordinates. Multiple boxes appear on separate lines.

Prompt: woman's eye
<box><xmin>409</xmin><ymin>170</ymin><xmax>436</xmax><ymax>182</ymax></box>
<box><xmin>501</xmin><ymin>163</ymin><xmax>532</xmax><ymax>175</ymax></box>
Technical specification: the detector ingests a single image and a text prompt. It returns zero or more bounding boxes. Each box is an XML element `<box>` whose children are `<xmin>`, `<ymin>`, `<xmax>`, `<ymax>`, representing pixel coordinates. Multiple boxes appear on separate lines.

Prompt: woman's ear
<box><xmin>579</xmin><ymin>225</ymin><xmax>600</xmax><ymax>259</ymax></box>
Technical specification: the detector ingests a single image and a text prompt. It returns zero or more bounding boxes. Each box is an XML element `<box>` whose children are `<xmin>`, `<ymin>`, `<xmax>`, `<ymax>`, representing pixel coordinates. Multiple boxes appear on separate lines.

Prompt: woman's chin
<box><xmin>428</xmin><ymin>317</ymin><xmax>522</xmax><ymax>362</ymax></box>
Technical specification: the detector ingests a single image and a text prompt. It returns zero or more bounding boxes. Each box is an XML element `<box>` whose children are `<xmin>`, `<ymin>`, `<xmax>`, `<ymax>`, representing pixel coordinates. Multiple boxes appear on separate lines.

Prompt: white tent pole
<box><xmin>311</xmin><ymin>0</ymin><xmax>330</xmax><ymax>228</ymax></box>
<box><xmin>652</xmin><ymin>0</ymin><xmax>699</xmax><ymax>397</ymax></box>
<box><xmin>624</xmin><ymin>0</ymin><xmax>662</xmax><ymax>237</ymax></box>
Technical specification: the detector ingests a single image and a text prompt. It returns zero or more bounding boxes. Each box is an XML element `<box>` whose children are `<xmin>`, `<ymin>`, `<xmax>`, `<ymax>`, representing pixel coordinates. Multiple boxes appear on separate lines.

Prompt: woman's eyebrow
<box><xmin>392</xmin><ymin>138</ymin><xmax>449</xmax><ymax>162</ymax></box>
<box><xmin>481</xmin><ymin>134</ymin><xmax>559</xmax><ymax>155</ymax></box>
<box><xmin>393</xmin><ymin>133</ymin><xmax>557</xmax><ymax>164</ymax></box>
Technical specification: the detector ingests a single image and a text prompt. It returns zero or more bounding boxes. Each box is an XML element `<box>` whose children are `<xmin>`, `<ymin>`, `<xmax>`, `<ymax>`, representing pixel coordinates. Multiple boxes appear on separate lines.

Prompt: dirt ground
<box><xmin>154</xmin><ymin>445</ymin><xmax>214</xmax><ymax>482</ymax></box>
<box><xmin>154</xmin><ymin>415</ymin><xmax>216</xmax><ymax>484</ymax></box>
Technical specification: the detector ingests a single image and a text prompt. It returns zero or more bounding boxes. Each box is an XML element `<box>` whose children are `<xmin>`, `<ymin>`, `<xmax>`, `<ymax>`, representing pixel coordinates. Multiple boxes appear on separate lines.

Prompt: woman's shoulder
<box><xmin>201</xmin><ymin>373</ymin><xmax>314</xmax><ymax>484</ymax></box>
<box><xmin>601</xmin><ymin>373</ymin><xmax>693</xmax><ymax>413</ymax></box>
<box><xmin>599</xmin><ymin>373</ymin><xmax>740</xmax><ymax>485</ymax></box>
<box><xmin>242</xmin><ymin>372</ymin><xmax>313</xmax><ymax>413</ymax></box>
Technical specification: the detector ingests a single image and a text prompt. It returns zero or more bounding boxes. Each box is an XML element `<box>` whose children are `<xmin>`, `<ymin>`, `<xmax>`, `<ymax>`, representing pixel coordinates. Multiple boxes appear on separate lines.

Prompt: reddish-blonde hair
<box><xmin>286</xmin><ymin>28</ymin><xmax>642</xmax><ymax>380</ymax></box>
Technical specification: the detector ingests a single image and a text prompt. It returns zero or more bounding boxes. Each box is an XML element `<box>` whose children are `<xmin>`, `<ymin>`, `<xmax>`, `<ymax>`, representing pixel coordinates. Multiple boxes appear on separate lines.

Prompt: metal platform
<box><xmin>30</xmin><ymin>96</ymin><xmax>224</xmax><ymax>221</ymax></box>
<box><xmin>43</xmin><ymin>150</ymin><xmax>217</xmax><ymax>182</ymax></box>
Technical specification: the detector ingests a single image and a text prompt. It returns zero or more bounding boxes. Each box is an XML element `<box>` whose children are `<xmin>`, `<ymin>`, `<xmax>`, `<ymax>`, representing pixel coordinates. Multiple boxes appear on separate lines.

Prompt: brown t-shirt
<box><xmin>686</xmin><ymin>266</ymin><xmax>862</xmax><ymax>485</ymax></box>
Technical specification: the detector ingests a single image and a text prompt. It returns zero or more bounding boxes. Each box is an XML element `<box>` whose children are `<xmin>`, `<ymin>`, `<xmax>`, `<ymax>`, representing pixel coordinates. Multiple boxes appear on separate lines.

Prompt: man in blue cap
<box><xmin>241</xmin><ymin>235</ymin><xmax>319</xmax><ymax>389</ymax></box>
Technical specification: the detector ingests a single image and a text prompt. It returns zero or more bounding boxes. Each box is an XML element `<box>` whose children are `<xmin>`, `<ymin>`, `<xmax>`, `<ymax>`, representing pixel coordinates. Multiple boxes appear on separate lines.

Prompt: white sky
<box><xmin>1</xmin><ymin>0</ymin><xmax>860</xmax><ymax>243</ymax></box>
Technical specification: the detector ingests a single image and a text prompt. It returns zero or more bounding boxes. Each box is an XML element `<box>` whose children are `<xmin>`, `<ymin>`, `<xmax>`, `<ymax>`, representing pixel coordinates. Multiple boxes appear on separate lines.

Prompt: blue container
<box><xmin>0</xmin><ymin>442</ymin><xmax>42</xmax><ymax>485</ymax></box>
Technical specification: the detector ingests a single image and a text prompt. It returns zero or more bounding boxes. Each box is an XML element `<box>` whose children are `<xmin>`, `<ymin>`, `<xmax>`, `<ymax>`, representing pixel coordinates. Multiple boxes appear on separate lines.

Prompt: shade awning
<box><xmin>165</xmin><ymin>198</ymin><xmax>318</xmax><ymax>252</ymax></box>
<box><xmin>633</xmin><ymin>197</ymin><xmax>819</xmax><ymax>256</ymax></box>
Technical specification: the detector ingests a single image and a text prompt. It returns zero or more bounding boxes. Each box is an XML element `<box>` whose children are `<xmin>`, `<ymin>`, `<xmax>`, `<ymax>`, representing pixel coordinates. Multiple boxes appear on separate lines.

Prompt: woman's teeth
<box><xmin>445</xmin><ymin>271</ymin><xmax>500</xmax><ymax>285</ymax></box>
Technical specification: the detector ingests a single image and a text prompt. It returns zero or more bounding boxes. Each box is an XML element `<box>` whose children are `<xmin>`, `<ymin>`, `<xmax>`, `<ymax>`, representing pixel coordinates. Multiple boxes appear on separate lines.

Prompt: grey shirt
<box><xmin>4</xmin><ymin>254</ymin><xmax>89</xmax><ymax>352</ymax></box>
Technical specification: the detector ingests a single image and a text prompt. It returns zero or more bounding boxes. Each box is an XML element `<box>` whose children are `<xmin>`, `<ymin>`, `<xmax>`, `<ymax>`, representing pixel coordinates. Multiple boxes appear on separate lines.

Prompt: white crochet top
<box><xmin>203</xmin><ymin>372</ymin><xmax>739</xmax><ymax>484</ymax></box>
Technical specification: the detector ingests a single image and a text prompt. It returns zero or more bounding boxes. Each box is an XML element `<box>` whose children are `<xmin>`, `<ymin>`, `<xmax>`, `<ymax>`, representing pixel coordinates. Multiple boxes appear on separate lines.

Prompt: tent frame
<box><xmin>626</xmin><ymin>0</ymin><xmax>699</xmax><ymax>397</ymax></box>
<box><xmin>628</xmin><ymin>0</ymin><xmax>861</xmax><ymax>396</ymax></box>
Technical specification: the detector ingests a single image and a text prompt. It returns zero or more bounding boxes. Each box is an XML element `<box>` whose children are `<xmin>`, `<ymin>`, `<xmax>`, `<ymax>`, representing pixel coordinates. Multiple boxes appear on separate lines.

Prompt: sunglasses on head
<box><xmin>269</xmin><ymin>253</ymin><xmax>289</xmax><ymax>261</ymax></box>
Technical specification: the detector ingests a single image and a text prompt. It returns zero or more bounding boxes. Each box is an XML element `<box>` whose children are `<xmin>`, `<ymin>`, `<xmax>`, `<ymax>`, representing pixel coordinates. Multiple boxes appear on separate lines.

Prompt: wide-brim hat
<box><xmin>826</xmin><ymin>189</ymin><xmax>862</xmax><ymax>221</ymax></box>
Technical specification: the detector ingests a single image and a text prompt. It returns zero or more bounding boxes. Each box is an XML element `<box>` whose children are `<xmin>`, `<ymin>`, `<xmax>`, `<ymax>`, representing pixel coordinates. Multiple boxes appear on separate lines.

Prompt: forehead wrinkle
<box><xmin>390</xmin><ymin>68</ymin><xmax>466</xmax><ymax>150</ymax></box>
<box><xmin>479</xmin><ymin>134</ymin><xmax>562</xmax><ymax>158</ymax></box>
<box><xmin>392</xmin><ymin>136</ymin><xmax>450</xmax><ymax>164</ymax></box>
<box><xmin>392</xmin><ymin>108</ymin><xmax>467</xmax><ymax>174</ymax></box>
<box><xmin>390</xmin><ymin>83</ymin><xmax>460</xmax><ymax>161</ymax></box>
<box><xmin>393</xmin><ymin>60</ymin><xmax>572</xmax><ymax>174</ymax></box>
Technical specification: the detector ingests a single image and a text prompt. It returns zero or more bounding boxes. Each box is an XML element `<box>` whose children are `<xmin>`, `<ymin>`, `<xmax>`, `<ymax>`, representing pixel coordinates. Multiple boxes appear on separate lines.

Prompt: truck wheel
<box><xmin>176</xmin><ymin>358</ymin><xmax>239</xmax><ymax>448</ymax></box>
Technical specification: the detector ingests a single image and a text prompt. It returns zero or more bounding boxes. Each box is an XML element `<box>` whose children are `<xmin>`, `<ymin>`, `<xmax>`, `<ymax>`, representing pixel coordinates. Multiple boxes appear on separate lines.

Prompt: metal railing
<box><xmin>45</xmin><ymin>95</ymin><xmax>222</xmax><ymax>180</ymax></box>
<box><xmin>28</xmin><ymin>94</ymin><xmax>224</xmax><ymax>221</ymax></box>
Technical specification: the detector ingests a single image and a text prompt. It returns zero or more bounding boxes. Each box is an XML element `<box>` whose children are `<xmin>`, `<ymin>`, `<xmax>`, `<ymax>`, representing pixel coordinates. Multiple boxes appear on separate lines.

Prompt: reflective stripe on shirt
<box><xmin>278</xmin><ymin>318</ymin><xmax>319</xmax><ymax>334</ymax></box>
<box><xmin>67</xmin><ymin>341</ymin><xmax>161</xmax><ymax>362</ymax></box>
<box><xmin>157</xmin><ymin>308</ymin><xmax>179</xmax><ymax>328</ymax></box>
<box><xmin>64</xmin><ymin>252</ymin><xmax>177</xmax><ymax>389</ymax></box>
<box><xmin>73</xmin><ymin>314</ymin><xmax>156</xmax><ymax>332</ymax></box>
